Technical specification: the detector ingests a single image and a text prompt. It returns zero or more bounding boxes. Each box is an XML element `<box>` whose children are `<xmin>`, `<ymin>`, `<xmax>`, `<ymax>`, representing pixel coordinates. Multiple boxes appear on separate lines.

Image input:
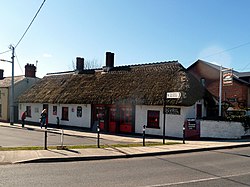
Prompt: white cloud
<box><xmin>198</xmin><ymin>45</ymin><xmax>232</xmax><ymax>68</ymax></box>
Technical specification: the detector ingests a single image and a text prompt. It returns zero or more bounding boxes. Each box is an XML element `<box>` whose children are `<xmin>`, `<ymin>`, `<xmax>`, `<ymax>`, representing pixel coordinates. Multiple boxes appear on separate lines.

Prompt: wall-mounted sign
<box><xmin>165</xmin><ymin>107</ymin><xmax>181</xmax><ymax>115</ymax></box>
<box><xmin>223</xmin><ymin>69</ymin><xmax>233</xmax><ymax>86</ymax></box>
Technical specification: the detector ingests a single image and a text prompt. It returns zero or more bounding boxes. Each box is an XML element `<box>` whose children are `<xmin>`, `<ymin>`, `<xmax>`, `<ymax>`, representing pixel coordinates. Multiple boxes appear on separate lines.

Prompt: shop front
<box><xmin>92</xmin><ymin>104</ymin><xmax>134</xmax><ymax>134</ymax></box>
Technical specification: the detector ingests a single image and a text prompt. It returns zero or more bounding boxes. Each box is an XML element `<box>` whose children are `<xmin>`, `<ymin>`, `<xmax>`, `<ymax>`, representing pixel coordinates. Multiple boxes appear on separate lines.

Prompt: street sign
<box><xmin>167</xmin><ymin>92</ymin><xmax>181</xmax><ymax>99</ymax></box>
<box><xmin>223</xmin><ymin>69</ymin><xmax>233</xmax><ymax>86</ymax></box>
<box><xmin>165</xmin><ymin>107</ymin><xmax>181</xmax><ymax>115</ymax></box>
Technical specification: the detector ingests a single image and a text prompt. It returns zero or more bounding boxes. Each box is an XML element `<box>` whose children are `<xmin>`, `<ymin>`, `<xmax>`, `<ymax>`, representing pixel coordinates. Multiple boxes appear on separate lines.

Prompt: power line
<box><xmin>15</xmin><ymin>0</ymin><xmax>46</xmax><ymax>49</ymax></box>
<box><xmin>0</xmin><ymin>49</ymin><xmax>11</xmax><ymax>55</ymax></box>
<box><xmin>14</xmin><ymin>51</ymin><xmax>24</xmax><ymax>75</ymax></box>
<box><xmin>200</xmin><ymin>41</ymin><xmax>250</xmax><ymax>59</ymax></box>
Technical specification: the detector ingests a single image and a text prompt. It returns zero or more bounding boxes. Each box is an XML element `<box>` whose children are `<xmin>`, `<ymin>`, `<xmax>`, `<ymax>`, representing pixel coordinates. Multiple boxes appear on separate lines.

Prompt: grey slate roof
<box><xmin>0</xmin><ymin>76</ymin><xmax>26</xmax><ymax>88</ymax></box>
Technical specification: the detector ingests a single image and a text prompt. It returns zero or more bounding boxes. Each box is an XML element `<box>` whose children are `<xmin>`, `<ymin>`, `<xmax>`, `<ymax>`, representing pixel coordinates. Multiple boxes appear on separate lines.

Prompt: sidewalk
<box><xmin>0</xmin><ymin>122</ymin><xmax>250</xmax><ymax>165</ymax></box>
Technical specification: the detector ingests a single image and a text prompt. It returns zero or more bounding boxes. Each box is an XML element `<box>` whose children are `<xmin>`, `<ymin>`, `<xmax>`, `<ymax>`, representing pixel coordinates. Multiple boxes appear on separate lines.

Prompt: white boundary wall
<box><xmin>200</xmin><ymin>120</ymin><xmax>250</xmax><ymax>139</ymax></box>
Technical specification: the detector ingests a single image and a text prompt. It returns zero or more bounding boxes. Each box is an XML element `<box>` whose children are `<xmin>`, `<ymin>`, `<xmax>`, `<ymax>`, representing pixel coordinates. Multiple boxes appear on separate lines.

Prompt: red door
<box><xmin>119</xmin><ymin>107</ymin><xmax>133</xmax><ymax>133</ymax></box>
<box><xmin>196</xmin><ymin>104</ymin><xmax>202</xmax><ymax>119</ymax></box>
<box><xmin>108</xmin><ymin>107</ymin><xmax>116</xmax><ymax>133</ymax></box>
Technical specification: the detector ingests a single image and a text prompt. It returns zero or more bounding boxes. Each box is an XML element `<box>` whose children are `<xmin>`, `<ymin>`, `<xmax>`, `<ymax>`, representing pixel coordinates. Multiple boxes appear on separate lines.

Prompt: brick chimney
<box><xmin>106</xmin><ymin>52</ymin><xmax>114</xmax><ymax>68</ymax></box>
<box><xmin>76</xmin><ymin>57</ymin><xmax>84</xmax><ymax>72</ymax></box>
<box><xmin>0</xmin><ymin>69</ymin><xmax>4</xmax><ymax>80</ymax></box>
<box><xmin>25</xmin><ymin>64</ymin><xmax>36</xmax><ymax>78</ymax></box>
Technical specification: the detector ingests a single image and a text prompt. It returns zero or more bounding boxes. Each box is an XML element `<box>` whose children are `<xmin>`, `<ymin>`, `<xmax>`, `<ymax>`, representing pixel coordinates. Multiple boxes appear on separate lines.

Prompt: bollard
<box><xmin>44</xmin><ymin>129</ymin><xmax>48</xmax><ymax>150</ymax></box>
<box><xmin>61</xmin><ymin>129</ymin><xmax>64</xmax><ymax>147</ymax></box>
<box><xmin>183</xmin><ymin>126</ymin><xmax>185</xmax><ymax>144</ymax></box>
<box><xmin>97</xmin><ymin>124</ymin><xmax>100</xmax><ymax>148</ymax></box>
<box><xmin>143</xmin><ymin>125</ymin><xmax>146</xmax><ymax>146</ymax></box>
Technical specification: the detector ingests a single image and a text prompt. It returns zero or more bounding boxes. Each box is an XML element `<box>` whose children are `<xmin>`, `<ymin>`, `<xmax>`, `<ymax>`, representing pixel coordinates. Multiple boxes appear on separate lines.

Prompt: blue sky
<box><xmin>0</xmin><ymin>0</ymin><xmax>250</xmax><ymax>78</ymax></box>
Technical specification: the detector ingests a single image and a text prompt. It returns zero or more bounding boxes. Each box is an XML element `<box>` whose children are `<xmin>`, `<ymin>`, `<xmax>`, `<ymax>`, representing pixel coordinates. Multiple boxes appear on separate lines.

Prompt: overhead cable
<box><xmin>15</xmin><ymin>0</ymin><xmax>46</xmax><ymax>49</ymax></box>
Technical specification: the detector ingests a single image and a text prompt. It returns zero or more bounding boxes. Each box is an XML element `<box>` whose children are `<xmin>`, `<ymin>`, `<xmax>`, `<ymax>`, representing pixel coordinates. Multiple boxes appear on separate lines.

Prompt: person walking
<box><xmin>21</xmin><ymin>111</ymin><xmax>26</xmax><ymax>128</ymax></box>
<box><xmin>40</xmin><ymin>109</ymin><xmax>47</xmax><ymax>129</ymax></box>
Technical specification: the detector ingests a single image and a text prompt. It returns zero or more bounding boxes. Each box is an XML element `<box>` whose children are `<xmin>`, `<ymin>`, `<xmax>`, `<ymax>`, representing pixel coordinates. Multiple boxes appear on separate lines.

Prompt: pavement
<box><xmin>0</xmin><ymin>122</ymin><xmax>250</xmax><ymax>165</ymax></box>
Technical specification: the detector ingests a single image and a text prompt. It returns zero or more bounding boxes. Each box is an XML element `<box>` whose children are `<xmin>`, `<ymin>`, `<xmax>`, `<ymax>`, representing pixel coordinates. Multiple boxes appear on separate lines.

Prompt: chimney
<box><xmin>104</xmin><ymin>52</ymin><xmax>114</xmax><ymax>72</ymax></box>
<box><xmin>0</xmin><ymin>69</ymin><xmax>4</xmax><ymax>80</ymax></box>
<box><xmin>25</xmin><ymin>64</ymin><xmax>36</xmax><ymax>78</ymax></box>
<box><xmin>76</xmin><ymin>57</ymin><xmax>84</xmax><ymax>72</ymax></box>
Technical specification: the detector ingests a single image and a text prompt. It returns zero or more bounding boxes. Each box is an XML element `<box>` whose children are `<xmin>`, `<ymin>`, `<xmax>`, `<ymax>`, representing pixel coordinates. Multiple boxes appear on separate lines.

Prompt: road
<box><xmin>0</xmin><ymin>147</ymin><xmax>249</xmax><ymax>186</ymax></box>
<box><xmin>0</xmin><ymin>126</ymin><xmax>131</xmax><ymax>147</ymax></box>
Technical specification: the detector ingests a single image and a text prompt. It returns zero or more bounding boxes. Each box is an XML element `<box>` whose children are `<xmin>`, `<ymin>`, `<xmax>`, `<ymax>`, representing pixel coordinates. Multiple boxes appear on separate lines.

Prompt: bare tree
<box><xmin>84</xmin><ymin>58</ymin><xmax>101</xmax><ymax>70</ymax></box>
<box><xmin>70</xmin><ymin>58</ymin><xmax>101</xmax><ymax>70</ymax></box>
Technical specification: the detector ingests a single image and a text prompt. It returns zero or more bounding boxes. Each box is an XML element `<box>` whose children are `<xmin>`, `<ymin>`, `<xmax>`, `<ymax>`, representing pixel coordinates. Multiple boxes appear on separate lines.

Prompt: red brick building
<box><xmin>188</xmin><ymin>60</ymin><xmax>250</xmax><ymax>116</ymax></box>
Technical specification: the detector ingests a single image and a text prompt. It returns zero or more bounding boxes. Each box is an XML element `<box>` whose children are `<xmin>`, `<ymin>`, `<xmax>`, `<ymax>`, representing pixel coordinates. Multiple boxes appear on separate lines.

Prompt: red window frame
<box><xmin>61</xmin><ymin>107</ymin><xmax>69</xmax><ymax>121</ymax></box>
<box><xmin>147</xmin><ymin>110</ymin><xmax>160</xmax><ymax>129</ymax></box>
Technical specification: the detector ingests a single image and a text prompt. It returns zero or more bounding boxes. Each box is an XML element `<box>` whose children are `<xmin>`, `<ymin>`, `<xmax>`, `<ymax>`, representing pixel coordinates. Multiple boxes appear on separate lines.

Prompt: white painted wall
<box><xmin>200</xmin><ymin>120</ymin><xmax>250</xmax><ymax>139</ymax></box>
<box><xmin>19</xmin><ymin>103</ymin><xmax>91</xmax><ymax>128</ymax></box>
<box><xmin>135</xmin><ymin>104</ymin><xmax>196</xmax><ymax>138</ymax></box>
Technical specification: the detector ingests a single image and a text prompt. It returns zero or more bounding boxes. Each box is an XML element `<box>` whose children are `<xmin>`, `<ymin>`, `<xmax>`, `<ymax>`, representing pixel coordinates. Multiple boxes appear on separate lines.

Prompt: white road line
<box><xmin>143</xmin><ymin>171</ymin><xmax>250</xmax><ymax>187</ymax></box>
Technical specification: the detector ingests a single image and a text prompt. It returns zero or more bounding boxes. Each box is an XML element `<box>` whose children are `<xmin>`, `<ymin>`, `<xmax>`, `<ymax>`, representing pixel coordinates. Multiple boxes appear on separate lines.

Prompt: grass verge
<box><xmin>0</xmin><ymin>142</ymin><xmax>181</xmax><ymax>151</ymax></box>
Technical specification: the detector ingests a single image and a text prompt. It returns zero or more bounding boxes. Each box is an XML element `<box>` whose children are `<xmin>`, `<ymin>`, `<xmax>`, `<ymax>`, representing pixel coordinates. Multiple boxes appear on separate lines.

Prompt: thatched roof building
<box><xmin>18</xmin><ymin>61</ymin><xmax>204</xmax><ymax>106</ymax></box>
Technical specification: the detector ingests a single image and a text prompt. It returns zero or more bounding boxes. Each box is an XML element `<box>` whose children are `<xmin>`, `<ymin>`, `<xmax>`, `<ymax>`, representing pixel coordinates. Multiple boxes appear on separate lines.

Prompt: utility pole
<box><xmin>0</xmin><ymin>46</ymin><xmax>15</xmax><ymax>125</ymax></box>
<box><xmin>219</xmin><ymin>66</ymin><xmax>222</xmax><ymax>117</ymax></box>
<box><xmin>10</xmin><ymin>45</ymin><xmax>15</xmax><ymax>125</ymax></box>
<box><xmin>163</xmin><ymin>92</ymin><xmax>166</xmax><ymax>144</ymax></box>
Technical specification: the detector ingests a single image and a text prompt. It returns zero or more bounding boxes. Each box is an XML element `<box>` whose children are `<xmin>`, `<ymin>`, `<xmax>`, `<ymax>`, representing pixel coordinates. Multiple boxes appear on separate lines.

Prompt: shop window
<box><xmin>147</xmin><ymin>110</ymin><xmax>160</xmax><ymax>128</ymax></box>
<box><xmin>53</xmin><ymin>106</ymin><xmax>57</xmax><ymax>115</ymax></box>
<box><xmin>77</xmin><ymin>106</ymin><xmax>82</xmax><ymax>117</ymax></box>
<box><xmin>26</xmin><ymin>106</ymin><xmax>31</xmax><ymax>117</ymax></box>
<box><xmin>62</xmin><ymin>107</ymin><xmax>69</xmax><ymax>121</ymax></box>
<box><xmin>120</xmin><ymin>107</ymin><xmax>132</xmax><ymax>124</ymax></box>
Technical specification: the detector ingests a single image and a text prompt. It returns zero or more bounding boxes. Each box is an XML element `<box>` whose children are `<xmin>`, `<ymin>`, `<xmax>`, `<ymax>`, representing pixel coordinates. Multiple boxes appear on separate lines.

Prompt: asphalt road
<box><xmin>0</xmin><ymin>147</ymin><xmax>249</xmax><ymax>187</ymax></box>
<box><xmin>0</xmin><ymin>126</ymin><xmax>130</xmax><ymax>147</ymax></box>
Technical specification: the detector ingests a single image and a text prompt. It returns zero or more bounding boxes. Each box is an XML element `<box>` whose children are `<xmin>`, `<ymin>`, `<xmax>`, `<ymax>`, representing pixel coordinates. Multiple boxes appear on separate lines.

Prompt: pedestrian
<box><xmin>40</xmin><ymin>109</ymin><xmax>47</xmax><ymax>129</ymax></box>
<box><xmin>21</xmin><ymin>111</ymin><xmax>26</xmax><ymax>128</ymax></box>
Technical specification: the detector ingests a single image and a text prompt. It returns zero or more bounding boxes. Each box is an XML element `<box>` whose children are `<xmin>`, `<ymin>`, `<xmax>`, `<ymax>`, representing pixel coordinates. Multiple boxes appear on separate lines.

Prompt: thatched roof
<box><xmin>18</xmin><ymin>61</ymin><xmax>205</xmax><ymax>106</ymax></box>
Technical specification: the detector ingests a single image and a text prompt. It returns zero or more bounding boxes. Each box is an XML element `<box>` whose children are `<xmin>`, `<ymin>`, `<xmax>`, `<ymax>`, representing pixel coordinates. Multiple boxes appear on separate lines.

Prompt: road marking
<box><xmin>143</xmin><ymin>171</ymin><xmax>250</xmax><ymax>187</ymax></box>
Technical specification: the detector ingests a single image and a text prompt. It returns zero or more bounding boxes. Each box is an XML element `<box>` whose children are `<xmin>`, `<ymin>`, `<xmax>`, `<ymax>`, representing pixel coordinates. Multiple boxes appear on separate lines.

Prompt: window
<box><xmin>200</xmin><ymin>78</ymin><xmax>205</xmax><ymax>87</ymax></box>
<box><xmin>61</xmin><ymin>107</ymin><xmax>69</xmax><ymax>121</ymax></box>
<box><xmin>26</xmin><ymin>106</ymin><xmax>31</xmax><ymax>117</ymax></box>
<box><xmin>0</xmin><ymin>104</ymin><xmax>2</xmax><ymax>117</ymax></box>
<box><xmin>0</xmin><ymin>90</ymin><xmax>1</xmax><ymax>99</ymax></box>
<box><xmin>53</xmin><ymin>106</ymin><xmax>57</xmax><ymax>115</ymax></box>
<box><xmin>147</xmin><ymin>110</ymin><xmax>160</xmax><ymax>128</ymax></box>
<box><xmin>77</xmin><ymin>106</ymin><xmax>82</xmax><ymax>117</ymax></box>
<box><xmin>35</xmin><ymin>108</ymin><xmax>39</xmax><ymax>113</ymax></box>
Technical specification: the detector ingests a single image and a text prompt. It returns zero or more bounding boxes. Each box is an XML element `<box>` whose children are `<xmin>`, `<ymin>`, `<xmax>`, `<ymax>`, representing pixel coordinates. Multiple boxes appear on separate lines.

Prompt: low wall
<box><xmin>200</xmin><ymin>120</ymin><xmax>250</xmax><ymax>139</ymax></box>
